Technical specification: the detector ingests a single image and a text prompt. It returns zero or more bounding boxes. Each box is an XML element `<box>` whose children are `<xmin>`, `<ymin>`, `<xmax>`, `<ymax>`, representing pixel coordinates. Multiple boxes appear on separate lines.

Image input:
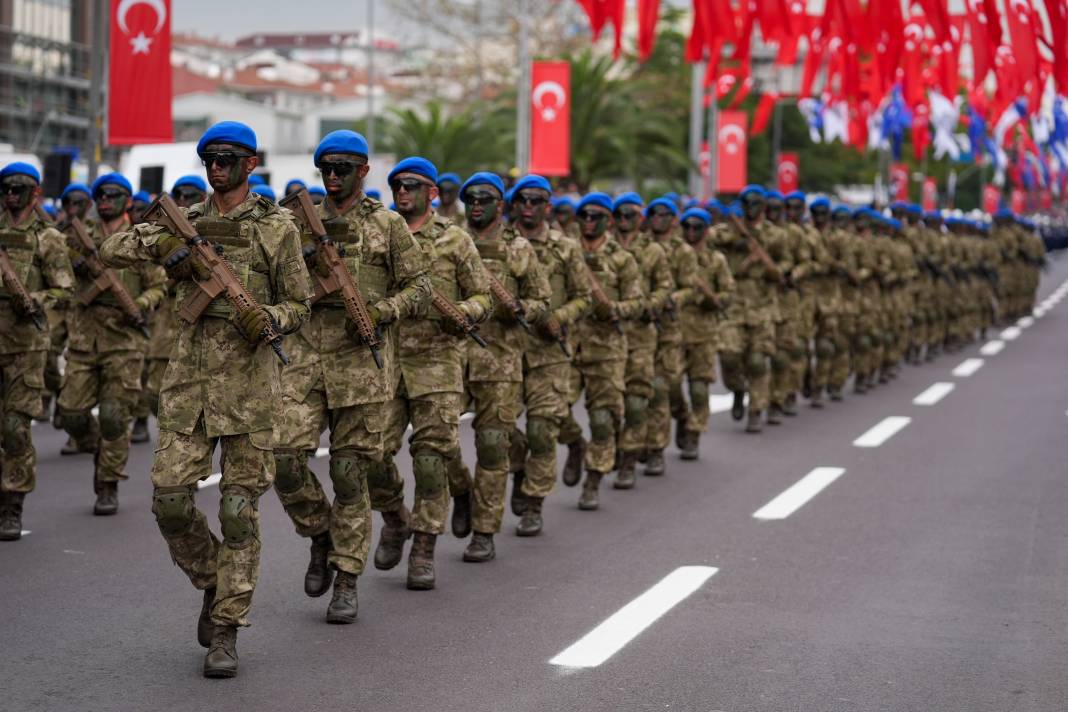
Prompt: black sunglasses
<box><xmin>390</xmin><ymin>178</ymin><xmax>428</xmax><ymax>193</ymax></box>
<box><xmin>614</xmin><ymin>208</ymin><xmax>641</xmax><ymax>220</ymax></box>
<box><xmin>465</xmin><ymin>193</ymin><xmax>498</xmax><ymax>206</ymax></box>
<box><xmin>97</xmin><ymin>189</ymin><xmax>128</xmax><ymax>200</ymax></box>
<box><xmin>62</xmin><ymin>195</ymin><xmax>88</xmax><ymax>207</ymax></box>
<box><xmin>200</xmin><ymin>152</ymin><xmax>247</xmax><ymax>169</ymax></box>
<box><xmin>318</xmin><ymin>161</ymin><xmax>361</xmax><ymax>177</ymax></box>
<box><xmin>576</xmin><ymin>210</ymin><xmax>605</xmax><ymax>222</ymax></box>
<box><xmin>2</xmin><ymin>184</ymin><xmax>30</xmax><ymax>196</ymax></box>
<box><xmin>648</xmin><ymin>208</ymin><xmax>673</xmax><ymax>218</ymax></box>
<box><xmin>173</xmin><ymin>188</ymin><xmax>203</xmax><ymax>201</ymax></box>
<box><xmin>682</xmin><ymin>221</ymin><xmax>706</xmax><ymax>231</ymax></box>
<box><xmin>516</xmin><ymin>192</ymin><xmax>548</xmax><ymax>207</ymax></box>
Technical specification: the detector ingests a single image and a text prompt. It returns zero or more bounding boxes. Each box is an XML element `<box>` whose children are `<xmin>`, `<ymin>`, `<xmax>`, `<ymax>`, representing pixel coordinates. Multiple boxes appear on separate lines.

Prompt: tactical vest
<box><xmin>0</xmin><ymin>225</ymin><xmax>43</xmax><ymax>299</ymax></box>
<box><xmin>584</xmin><ymin>246</ymin><xmax>621</xmax><ymax>301</ymax></box>
<box><xmin>532</xmin><ymin>238</ymin><xmax>569</xmax><ymax>310</ymax></box>
<box><xmin>311</xmin><ymin>216</ymin><xmax>392</xmax><ymax>308</ymax></box>
<box><xmin>75</xmin><ymin>227</ymin><xmax>146</xmax><ymax>308</ymax></box>
<box><xmin>474</xmin><ymin>237</ymin><xmax>519</xmax><ymax>296</ymax></box>
<box><xmin>418</xmin><ymin>218</ymin><xmax>460</xmax><ymax>320</ymax></box>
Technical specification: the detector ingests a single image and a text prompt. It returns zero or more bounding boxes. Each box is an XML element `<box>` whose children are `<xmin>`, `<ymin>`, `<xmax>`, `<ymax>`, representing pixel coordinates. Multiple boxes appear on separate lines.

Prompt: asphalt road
<box><xmin>4</xmin><ymin>257</ymin><xmax>1068</xmax><ymax>712</ymax></box>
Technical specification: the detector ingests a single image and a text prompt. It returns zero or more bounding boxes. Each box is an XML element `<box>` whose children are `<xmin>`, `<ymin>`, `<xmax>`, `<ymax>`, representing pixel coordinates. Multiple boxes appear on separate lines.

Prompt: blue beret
<box><xmin>437</xmin><ymin>172</ymin><xmax>461</xmax><ymax>186</ymax></box>
<box><xmin>314</xmin><ymin>130</ymin><xmax>369</xmax><ymax>164</ymax></box>
<box><xmin>1</xmin><ymin>161</ymin><xmax>41</xmax><ymax>184</ymax></box>
<box><xmin>994</xmin><ymin>208</ymin><xmax>1014</xmax><ymax>219</ymax></box>
<box><xmin>740</xmin><ymin>184</ymin><xmax>766</xmax><ymax>200</ymax></box>
<box><xmin>251</xmin><ymin>184</ymin><xmax>276</xmax><ymax>202</ymax></box>
<box><xmin>684</xmin><ymin>198</ymin><xmax>700</xmax><ymax>210</ymax></box>
<box><xmin>887</xmin><ymin>218</ymin><xmax>903</xmax><ymax>230</ymax></box>
<box><xmin>925</xmin><ymin>210</ymin><xmax>942</xmax><ymax>220</ymax></box>
<box><xmin>504</xmin><ymin>188</ymin><xmax>515</xmax><ymax>204</ymax></box>
<box><xmin>512</xmin><ymin>174</ymin><xmax>552</xmax><ymax>195</ymax></box>
<box><xmin>60</xmin><ymin>182</ymin><xmax>91</xmax><ymax>200</ymax></box>
<box><xmin>663</xmin><ymin>191</ymin><xmax>681</xmax><ymax>203</ymax></box>
<box><xmin>889</xmin><ymin>201</ymin><xmax>908</xmax><ymax>210</ymax></box>
<box><xmin>367</xmin><ymin>189</ymin><xmax>382</xmax><ymax>201</ymax></box>
<box><xmin>91</xmin><ymin>172</ymin><xmax>133</xmax><ymax>197</ymax></box>
<box><xmin>172</xmin><ymin>174</ymin><xmax>208</xmax><ymax>193</ymax></box>
<box><xmin>810</xmin><ymin>197</ymin><xmax>831</xmax><ymax>210</ymax></box>
<box><xmin>388</xmin><ymin>156</ymin><xmax>438</xmax><ymax>185</ymax></box>
<box><xmin>431</xmin><ymin>198</ymin><xmax>441</xmax><ymax>208</ymax></box>
<box><xmin>308</xmin><ymin>186</ymin><xmax>327</xmax><ymax>197</ymax></box>
<box><xmin>832</xmin><ymin>204</ymin><xmax>852</xmax><ymax>214</ymax></box>
<box><xmin>681</xmin><ymin>208</ymin><xmax>712</xmax><ymax>225</ymax></box>
<box><xmin>727</xmin><ymin>204</ymin><xmax>744</xmax><ymax>217</ymax></box>
<box><xmin>705</xmin><ymin>199</ymin><xmax>725</xmax><ymax>212</ymax></box>
<box><xmin>196</xmin><ymin>120</ymin><xmax>256</xmax><ymax>156</ymax></box>
<box><xmin>44</xmin><ymin>204</ymin><xmax>57</xmax><ymax>217</ymax></box>
<box><xmin>552</xmin><ymin>196</ymin><xmax>576</xmax><ymax>209</ymax></box>
<box><xmin>785</xmin><ymin>191</ymin><xmax>806</xmax><ymax>202</ymax></box>
<box><xmin>248</xmin><ymin>175</ymin><xmax>266</xmax><ymax>186</ymax></box>
<box><xmin>765</xmin><ymin>190</ymin><xmax>784</xmax><ymax>201</ymax></box>
<box><xmin>460</xmin><ymin>172</ymin><xmax>505</xmax><ymax>200</ymax></box>
<box><xmin>645</xmin><ymin>197</ymin><xmax>679</xmax><ymax>217</ymax></box>
<box><xmin>132</xmin><ymin>190</ymin><xmax>152</xmax><ymax>203</ymax></box>
<box><xmin>907</xmin><ymin>203</ymin><xmax>922</xmax><ymax>214</ymax></box>
<box><xmin>612</xmin><ymin>192</ymin><xmax>643</xmax><ymax>211</ymax></box>
<box><xmin>577</xmin><ymin>192</ymin><xmax>613</xmax><ymax>213</ymax></box>
<box><xmin>285</xmin><ymin>179</ymin><xmax>307</xmax><ymax>193</ymax></box>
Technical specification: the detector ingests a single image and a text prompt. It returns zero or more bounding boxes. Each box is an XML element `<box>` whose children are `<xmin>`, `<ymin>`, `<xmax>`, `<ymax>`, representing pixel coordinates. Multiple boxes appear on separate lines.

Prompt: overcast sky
<box><xmin>171</xmin><ymin>0</ymin><xmax>420</xmax><ymax>42</ymax></box>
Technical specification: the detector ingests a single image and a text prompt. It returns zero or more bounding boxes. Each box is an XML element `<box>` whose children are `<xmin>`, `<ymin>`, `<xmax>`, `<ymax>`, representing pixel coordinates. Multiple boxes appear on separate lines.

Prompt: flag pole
<box><xmin>515</xmin><ymin>0</ymin><xmax>531</xmax><ymax>174</ymax></box>
<box><xmin>688</xmin><ymin>61</ymin><xmax>704</xmax><ymax>196</ymax></box>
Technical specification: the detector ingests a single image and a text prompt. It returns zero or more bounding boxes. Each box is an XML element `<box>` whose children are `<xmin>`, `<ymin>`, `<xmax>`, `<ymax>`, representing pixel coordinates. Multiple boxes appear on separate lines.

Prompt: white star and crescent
<box><xmin>117</xmin><ymin>0</ymin><xmax>167</xmax><ymax>55</ymax></box>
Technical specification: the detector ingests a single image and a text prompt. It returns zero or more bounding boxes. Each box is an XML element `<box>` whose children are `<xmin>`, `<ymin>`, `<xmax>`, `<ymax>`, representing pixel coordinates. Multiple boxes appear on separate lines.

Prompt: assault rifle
<box><xmin>143</xmin><ymin>193</ymin><xmax>289</xmax><ymax>365</ymax></box>
<box><xmin>65</xmin><ymin>217</ymin><xmax>150</xmax><ymax>338</ymax></box>
<box><xmin>0</xmin><ymin>243</ymin><xmax>45</xmax><ymax>330</ymax></box>
<box><xmin>280</xmin><ymin>188</ymin><xmax>382</xmax><ymax>368</ymax></box>
<box><xmin>430</xmin><ymin>288</ymin><xmax>488</xmax><ymax>348</ymax></box>
<box><xmin>728</xmin><ymin>214</ymin><xmax>783</xmax><ymax>283</ymax></box>
<box><xmin>583</xmin><ymin>260</ymin><xmax>623</xmax><ymax>335</ymax></box>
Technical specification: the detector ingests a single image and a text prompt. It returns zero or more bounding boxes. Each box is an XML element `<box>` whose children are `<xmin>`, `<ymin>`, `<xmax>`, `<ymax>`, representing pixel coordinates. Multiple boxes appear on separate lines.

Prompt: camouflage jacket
<box><xmin>467</xmin><ymin>220</ymin><xmax>550</xmax><ymax>382</ymax></box>
<box><xmin>711</xmin><ymin>219</ymin><xmax>785</xmax><ymax>325</ymax></box>
<box><xmin>521</xmin><ymin>224</ymin><xmax>590</xmax><ymax>368</ymax></box>
<box><xmin>100</xmin><ymin>191</ymin><xmax>313</xmax><ymax>437</ymax></box>
<box><xmin>64</xmin><ymin>216</ymin><xmax>167</xmax><ymax>355</ymax></box>
<box><xmin>147</xmin><ymin>288</ymin><xmax>178</xmax><ymax>360</ymax></box>
<box><xmin>553</xmin><ymin>219</ymin><xmax>581</xmax><ymax>242</ymax></box>
<box><xmin>615</xmin><ymin>231</ymin><xmax>673</xmax><ymax>353</ymax></box>
<box><xmin>678</xmin><ymin>241</ymin><xmax>735</xmax><ymax>345</ymax></box>
<box><xmin>792</xmin><ymin>221</ymin><xmax>840</xmax><ymax>308</ymax></box>
<box><xmin>575</xmin><ymin>237</ymin><xmax>643</xmax><ymax>363</ymax></box>
<box><xmin>398</xmin><ymin>211</ymin><xmax>491</xmax><ymax>397</ymax></box>
<box><xmin>654</xmin><ymin>233</ymin><xmax>699</xmax><ymax>345</ymax></box>
<box><xmin>0</xmin><ymin>210</ymin><xmax>74</xmax><ymax>355</ymax></box>
<box><xmin>437</xmin><ymin>204</ymin><xmax>467</xmax><ymax>229</ymax></box>
<box><xmin>824</xmin><ymin>226</ymin><xmax>860</xmax><ymax>312</ymax></box>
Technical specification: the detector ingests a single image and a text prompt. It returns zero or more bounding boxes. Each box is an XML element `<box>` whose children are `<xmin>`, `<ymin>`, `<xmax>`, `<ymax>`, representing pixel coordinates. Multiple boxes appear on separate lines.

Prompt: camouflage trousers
<box><xmin>557</xmin><ymin>363</ymin><xmax>585</xmax><ymax>447</ymax></box>
<box><xmin>151</xmin><ymin>421</ymin><xmax>274</xmax><ymax>627</ymax></box>
<box><xmin>43</xmin><ymin>305</ymin><xmax>66</xmax><ymax>396</ymax></box>
<box><xmin>810</xmin><ymin>306</ymin><xmax>840</xmax><ymax>392</ymax></box>
<box><xmin>272</xmin><ymin>376</ymin><xmax>383</xmax><ymax>575</ymax></box>
<box><xmin>720</xmin><ymin>319</ymin><xmax>775</xmax><ymax>413</ymax></box>
<box><xmin>797</xmin><ymin>291</ymin><xmax>818</xmax><ymax>396</ymax></box>
<box><xmin>829</xmin><ymin>310</ymin><xmax>857</xmax><ymax>391</ymax></box>
<box><xmin>771</xmin><ymin>313</ymin><xmax>803</xmax><ymax>408</ymax></box>
<box><xmin>58</xmin><ymin>349</ymin><xmax>142</xmax><ymax>487</ymax></box>
<box><xmin>619</xmin><ymin>328</ymin><xmax>656</xmax><ymax>454</ymax></box>
<box><xmin>564</xmin><ymin>358</ymin><xmax>625</xmax><ymax>474</ymax></box>
<box><xmin>368</xmin><ymin>385</ymin><xmax>459</xmax><ymax>536</ymax></box>
<box><xmin>515</xmin><ymin>360</ymin><xmax>570</xmax><ymax>499</ymax></box>
<box><xmin>0</xmin><ymin>350</ymin><xmax>46</xmax><ymax>494</ymax></box>
<box><xmin>647</xmin><ymin>339</ymin><xmax>683</xmax><ymax>452</ymax></box>
<box><xmin>135</xmin><ymin>357</ymin><xmax>167</xmax><ymax>420</ymax></box>
<box><xmin>673</xmin><ymin>340</ymin><xmax>717</xmax><ymax>435</ymax></box>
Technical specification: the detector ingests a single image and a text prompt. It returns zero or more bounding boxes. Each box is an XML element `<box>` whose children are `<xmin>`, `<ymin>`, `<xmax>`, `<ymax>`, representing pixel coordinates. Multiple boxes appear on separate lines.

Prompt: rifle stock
<box><xmin>485</xmin><ymin>271</ymin><xmax>531</xmax><ymax>332</ymax></box>
<box><xmin>729</xmin><ymin>214</ymin><xmax>782</xmax><ymax>283</ymax></box>
<box><xmin>583</xmin><ymin>260</ymin><xmax>623</xmax><ymax>335</ymax></box>
<box><xmin>430</xmin><ymin>287</ymin><xmax>487</xmax><ymax>348</ymax></box>
<box><xmin>0</xmin><ymin>245</ymin><xmax>45</xmax><ymax>330</ymax></box>
<box><xmin>65</xmin><ymin>217</ymin><xmax>149</xmax><ymax>338</ymax></box>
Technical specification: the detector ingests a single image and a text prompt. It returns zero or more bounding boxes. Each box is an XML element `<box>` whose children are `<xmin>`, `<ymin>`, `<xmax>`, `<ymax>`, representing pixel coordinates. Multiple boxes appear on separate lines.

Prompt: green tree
<box><xmin>378</xmin><ymin>101</ymin><xmax>514</xmax><ymax>177</ymax></box>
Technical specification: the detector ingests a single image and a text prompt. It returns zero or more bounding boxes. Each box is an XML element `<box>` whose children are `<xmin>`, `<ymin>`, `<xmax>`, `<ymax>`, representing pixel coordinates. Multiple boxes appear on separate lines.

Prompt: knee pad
<box><xmin>2</xmin><ymin>413</ymin><xmax>32</xmax><ymax>454</ymax></box>
<box><xmin>770</xmin><ymin>350</ymin><xmax>791</xmax><ymax>373</ymax></box>
<box><xmin>411</xmin><ymin>453</ymin><xmax>445</xmax><ymax>494</ymax></box>
<box><xmin>623</xmin><ymin>394</ymin><xmax>648</xmax><ymax>428</ymax></box>
<box><xmin>687</xmin><ymin>381</ymin><xmax>709</xmax><ymax>410</ymax></box>
<box><xmin>365</xmin><ymin>458</ymin><xmax>391</xmax><ymax>491</ymax></box>
<box><xmin>474</xmin><ymin>429</ymin><xmax>509</xmax><ymax>470</ymax></box>
<box><xmin>746</xmin><ymin>351</ymin><xmax>769</xmax><ymax>377</ymax></box>
<box><xmin>219</xmin><ymin>486</ymin><xmax>255</xmax><ymax>547</ymax></box>
<box><xmin>588</xmin><ymin>408</ymin><xmax>615</xmax><ymax>443</ymax></box>
<box><xmin>816</xmin><ymin>338</ymin><xmax>836</xmax><ymax>358</ymax></box>
<box><xmin>152</xmin><ymin>486</ymin><xmax>196</xmax><ymax>537</ymax></box>
<box><xmin>98</xmin><ymin>399</ymin><xmax>126</xmax><ymax>441</ymax></box>
<box><xmin>329</xmin><ymin>450</ymin><xmax>368</xmax><ymax>505</ymax></box>
<box><xmin>63</xmin><ymin>409</ymin><xmax>93</xmax><ymax>439</ymax></box>
<box><xmin>273</xmin><ymin>448</ymin><xmax>306</xmax><ymax>494</ymax></box>
<box><xmin>650</xmin><ymin>376</ymin><xmax>668</xmax><ymax>407</ymax></box>
<box><xmin>526</xmin><ymin>416</ymin><xmax>556</xmax><ymax>458</ymax></box>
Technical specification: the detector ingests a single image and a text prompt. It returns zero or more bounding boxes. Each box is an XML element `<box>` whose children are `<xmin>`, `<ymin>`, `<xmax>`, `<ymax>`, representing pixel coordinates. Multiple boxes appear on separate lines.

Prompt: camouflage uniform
<box><xmin>272</xmin><ymin>194</ymin><xmax>428</xmax><ymax>575</ymax></box>
<box><xmin>824</xmin><ymin>224</ymin><xmax>859</xmax><ymax>394</ymax></box>
<box><xmin>453</xmin><ymin>222</ymin><xmax>548</xmax><ymax>535</ymax></box>
<box><xmin>798</xmin><ymin>222</ymin><xmax>840</xmax><ymax>399</ymax></box>
<box><xmin>137</xmin><ymin>286</ymin><xmax>178</xmax><ymax>421</ymax></box>
<box><xmin>650</xmin><ymin>234</ymin><xmax>697</xmax><ymax>453</ymax></box>
<box><xmin>58</xmin><ymin>217</ymin><xmax>167</xmax><ymax>490</ymax></box>
<box><xmin>0</xmin><ymin>210</ymin><xmax>74</xmax><ymax>496</ymax></box>
<box><xmin>926</xmin><ymin>224</ymin><xmax>953</xmax><ymax>353</ymax></box>
<box><xmin>100</xmin><ymin>191</ymin><xmax>312</xmax><ymax>627</ymax></box>
<box><xmin>771</xmin><ymin>221</ymin><xmax>810</xmax><ymax>412</ymax></box>
<box><xmin>883</xmin><ymin>232</ymin><xmax>916</xmax><ymax>375</ymax></box>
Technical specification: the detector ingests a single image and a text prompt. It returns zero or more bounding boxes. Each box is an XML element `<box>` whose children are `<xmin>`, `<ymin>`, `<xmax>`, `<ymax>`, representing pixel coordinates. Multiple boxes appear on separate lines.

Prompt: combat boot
<box><xmin>510</xmin><ymin>470</ymin><xmax>528</xmax><ymax>516</ymax></box>
<box><xmin>462</xmin><ymin>532</ymin><xmax>495</xmax><ymax>562</ymax></box>
<box><xmin>783</xmin><ymin>393</ymin><xmax>798</xmax><ymax>416</ymax></box>
<box><xmin>304</xmin><ymin>532</ymin><xmax>333</xmax><ymax>598</ymax></box>
<box><xmin>130</xmin><ymin>417</ymin><xmax>150</xmax><ymax>444</ymax></box>
<box><xmin>373</xmin><ymin>506</ymin><xmax>411</xmax><ymax>570</ymax></box>
<box><xmin>197</xmin><ymin>587</ymin><xmax>216</xmax><ymax>648</ymax></box>
<box><xmin>767</xmin><ymin>404</ymin><xmax>783</xmax><ymax>425</ymax></box>
<box><xmin>406</xmin><ymin>532</ymin><xmax>437</xmax><ymax>591</ymax></box>
<box><xmin>578</xmin><ymin>471</ymin><xmax>603</xmax><ymax>511</ymax></box>
<box><xmin>203</xmin><ymin>625</ymin><xmax>238</xmax><ymax>678</ymax></box>
<box><xmin>809</xmin><ymin>388</ymin><xmax>824</xmax><ymax>408</ymax></box>
<box><xmin>326</xmin><ymin>571</ymin><xmax>359</xmax><ymax>623</ymax></box>
<box><xmin>451</xmin><ymin>491</ymin><xmax>472</xmax><ymax>538</ymax></box>
<box><xmin>516</xmin><ymin>497</ymin><xmax>543</xmax><ymax>537</ymax></box>
<box><xmin>731</xmin><ymin>391</ymin><xmax>745</xmax><ymax>421</ymax></box>
<box><xmin>613</xmin><ymin>452</ymin><xmax>637</xmax><ymax>489</ymax></box>
<box><xmin>60</xmin><ymin>436</ymin><xmax>80</xmax><ymax>456</ymax></box>
<box><xmin>679</xmin><ymin>430</ymin><xmax>699</xmax><ymax>461</ymax></box>
<box><xmin>35</xmin><ymin>395</ymin><xmax>51</xmax><ymax>423</ymax></box>
<box><xmin>644</xmin><ymin>450</ymin><xmax>665</xmax><ymax>476</ymax></box>
<box><xmin>561</xmin><ymin>438</ymin><xmax>585</xmax><ymax>487</ymax></box>
<box><xmin>93</xmin><ymin>481</ymin><xmax>118</xmax><ymax>516</ymax></box>
<box><xmin>0</xmin><ymin>492</ymin><xmax>24</xmax><ymax>541</ymax></box>
<box><xmin>745</xmin><ymin>410</ymin><xmax>763</xmax><ymax>433</ymax></box>
<box><xmin>674</xmin><ymin>418</ymin><xmax>687</xmax><ymax>449</ymax></box>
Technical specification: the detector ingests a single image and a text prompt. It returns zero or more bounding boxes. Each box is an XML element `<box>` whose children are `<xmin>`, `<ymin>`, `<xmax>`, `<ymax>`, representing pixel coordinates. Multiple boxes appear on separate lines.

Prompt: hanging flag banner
<box><xmin>921</xmin><ymin>176</ymin><xmax>938</xmax><ymax>211</ymax></box>
<box><xmin>982</xmin><ymin>184</ymin><xmax>1001</xmax><ymax>214</ymax></box>
<box><xmin>108</xmin><ymin>0</ymin><xmax>173</xmax><ymax>144</ymax></box>
<box><xmin>890</xmin><ymin>163</ymin><xmax>910</xmax><ymax>201</ymax></box>
<box><xmin>716</xmin><ymin>110</ymin><xmax>748</xmax><ymax>193</ymax></box>
<box><xmin>1040</xmin><ymin>189</ymin><xmax>1053</xmax><ymax>210</ymax></box>
<box><xmin>529</xmin><ymin>61</ymin><xmax>571</xmax><ymax>176</ymax></box>
<box><xmin>777</xmin><ymin>152</ymin><xmax>800</xmax><ymax>194</ymax></box>
<box><xmin>1010</xmin><ymin>188</ymin><xmax>1026</xmax><ymax>213</ymax></box>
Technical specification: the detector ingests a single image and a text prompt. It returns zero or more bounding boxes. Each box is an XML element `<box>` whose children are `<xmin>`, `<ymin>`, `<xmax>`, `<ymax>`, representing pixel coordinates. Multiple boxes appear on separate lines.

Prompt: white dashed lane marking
<box><xmin>952</xmin><ymin>358</ymin><xmax>985</xmax><ymax>377</ymax></box>
<box><xmin>980</xmin><ymin>340</ymin><xmax>1005</xmax><ymax>356</ymax></box>
<box><xmin>1017</xmin><ymin>316</ymin><xmax>1034</xmax><ymax>328</ymax></box>
<box><xmin>853</xmin><ymin>416</ymin><xmax>911</xmax><ymax>448</ymax></box>
<box><xmin>1000</xmin><ymin>326</ymin><xmax>1022</xmax><ymax>341</ymax></box>
<box><xmin>752</xmin><ymin>467</ymin><xmax>846</xmax><ymax>521</ymax></box>
<box><xmin>549</xmin><ymin>566</ymin><xmax>719</xmax><ymax>669</ymax></box>
<box><xmin>913</xmin><ymin>382</ymin><xmax>955</xmax><ymax>406</ymax></box>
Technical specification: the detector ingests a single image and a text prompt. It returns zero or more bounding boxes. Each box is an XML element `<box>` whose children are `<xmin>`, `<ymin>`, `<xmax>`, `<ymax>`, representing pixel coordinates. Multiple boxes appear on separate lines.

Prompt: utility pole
<box><xmin>515</xmin><ymin>0</ymin><xmax>531</xmax><ymax>174</ymax></box>
<box><xmin>88</xmin><ymin>0</ymin><xmax>105</xmax><ymax>181</ymax></box>
<box><xmin>366</xmin><ymin>0</ymin><xmax>376</xmax><ymax>154</ymax></box>
<box><xmin>771</xmin><ymin>101</ymin><xmax>783</xmax><ymax>186</ymax></box>
<box><xmin>688</xmin><ymin>61</ymin><xmax>704</xmax><ymax>197</ymax></box>
<box><xmin>706</xmin><ymin>88</ymin><xmax>718</xmax><ymax>200</ymax></box>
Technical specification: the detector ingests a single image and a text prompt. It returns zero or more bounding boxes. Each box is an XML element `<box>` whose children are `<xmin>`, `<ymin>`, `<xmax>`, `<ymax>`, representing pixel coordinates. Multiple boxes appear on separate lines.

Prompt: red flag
<box><xmin>890</xmin><ymin>163</ymin><xmax>910</xmax><ymax>201</ymax></box>
<box><xmin>982</xmin><ymin>184</ymin><xmax>1001</xmax><ymax>214</ymax></box>
<box><xmin>1041</xmin><ymin>0</ymin><xmax>1068</xmax><ymax>93</ymax></box>
<box><xmin>901</xmin><ymin>8</ymin><xmax>928</xmax><ymax>108</ymax></box>
<box><xmin>716</xmin><ymin>110</ymin><xmax>748</xmax><ymax>193</ymax></box>
<box><xmin>871</xmin><ymin>0</ymin><xmax>905</xmax><ymax>95</ymax></box>
<box><xmin>1004</xmin><ymin>0</ymin><xmax>1039</xmax><ymax>87</ymax></box>
<box><xmin>529</xmin><ymin>62</ymin><xmax>570</xmax><ymax>176</ymax></box>
<box><xmin>921</xmin><ymin>177</ymin><xmax>938</xmax><ymax>211</ymax></box>
<box><xmin>965</xmin><ymin>0</ymin><xmax>994</xmax><ymax>86</ymax></box>
<box><xmin>913</xmin><ymin>103</ymin><xmax>931</xmax><ymax>161</ymax></box>
<box><xmin>777</xmin><ymin>152</ymin><xmax>800</xmax><ymax>194</ymax></box>
<box><xmin>637</xmin><ymin>0</ymin><xmax>661</xmax><ymax>62</ymax></box>
<box><xmin>751</xmin><ymin>92</ymin><xmax>780</xmax><ymax>135</ymax></box>
<box><xmin>108</xmin><ymin>0</ymin><xmax>172</xmax><ymax>144</ymax></box>
<box><xmin>1010</xmin><ymin>187</ymin><xmax>1026</xmax><ymax>213</ymax></box>
<box><xmin>603</xmin><ymin>0</ymin><xmax>625</xmax><ymax>59</ymax></box>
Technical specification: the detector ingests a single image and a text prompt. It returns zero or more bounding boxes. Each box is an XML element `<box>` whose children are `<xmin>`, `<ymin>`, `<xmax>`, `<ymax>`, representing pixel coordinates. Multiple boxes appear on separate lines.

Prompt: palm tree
<box><xmin>380</xmin><ymin>102</ymin><xmax>513</xmax><ymax>177</ymax></box>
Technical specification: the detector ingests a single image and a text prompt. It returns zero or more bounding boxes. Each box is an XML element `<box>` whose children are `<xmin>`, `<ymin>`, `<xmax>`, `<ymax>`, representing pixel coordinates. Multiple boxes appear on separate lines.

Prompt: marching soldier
<box><xmin>435</xmin><ymin>172</ymin><xmax>466</xmax><ymax>228</ymax></box>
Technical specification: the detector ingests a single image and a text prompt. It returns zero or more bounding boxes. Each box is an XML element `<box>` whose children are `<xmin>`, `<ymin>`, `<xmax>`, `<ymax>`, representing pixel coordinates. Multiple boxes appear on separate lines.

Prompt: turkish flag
<box><xmin>982</xmin><ymin>184</ymin><xmax>1001</xmax><ymax>214</ymax></box>
<box><xmin>637</xmin><ymin>0</ymin><xmax>661</xmax><ymax>62</ymax></box>
<box><xmin>529</xmin><ymin>61</ymin><xmax>570</xmax><ymax>177</ymax></box>
<box><xmin>777</xmin><ymin>152</ymin><xmax>800</xmax><ymax>194</ymax></box>
<box><xmin>716</xmin><ymin>110</ymin><xmax>748</xmax><ymax>193</ymax></box>
<box><xmin>1010</xmin><ymin>188</ymin><xmax>1026</xmax><ymax>213</ymax></box>
<box><xmin>921</xmin><ymin>177</ymin><xmax>938</xmax><ymax>212</ymax></box>
<box><xmin>890</xmin><ymin>163</ymin><xmax>910</xmax><ymax>201</ymax></box>
<box><xmin>108</xmin><ymin>0</ymin><xmax>172</xmax><ymax>145</ymax></box>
